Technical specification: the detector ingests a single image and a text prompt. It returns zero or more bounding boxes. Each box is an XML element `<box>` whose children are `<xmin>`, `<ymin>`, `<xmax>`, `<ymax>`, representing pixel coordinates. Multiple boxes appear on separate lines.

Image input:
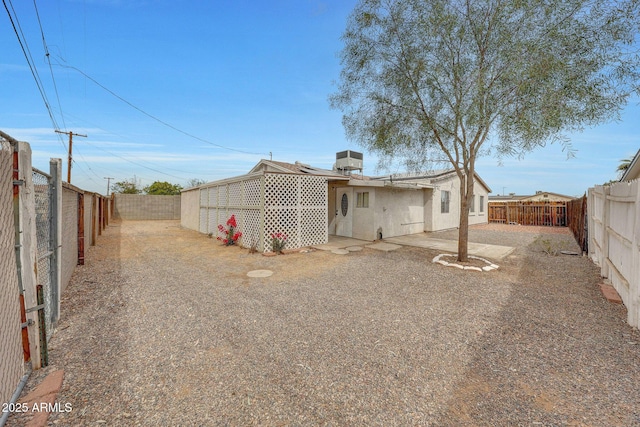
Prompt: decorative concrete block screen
<box><xmin>263</xmin><ymin>173</ymin><xmax>327</xmax><ymax>250</ymax></box>
<box><xmin>199</xmin><ymin>173</ymin><xmax>327</xmax><ymax>252</ymax></box>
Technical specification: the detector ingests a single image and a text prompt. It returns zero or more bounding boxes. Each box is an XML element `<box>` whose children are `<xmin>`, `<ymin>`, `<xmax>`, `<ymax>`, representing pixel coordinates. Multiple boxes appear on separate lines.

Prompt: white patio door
<box><xmin>335</xmin><ymin>187</ymin><xmax>353</xmax><ymax>237</ymax></box>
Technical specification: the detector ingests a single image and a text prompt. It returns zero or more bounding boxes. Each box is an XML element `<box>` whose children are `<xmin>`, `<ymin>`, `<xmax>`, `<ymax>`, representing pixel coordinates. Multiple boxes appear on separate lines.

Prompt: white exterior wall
<box><xmin>351</xmin><ymin>187</ymin><xmax>376</xmax><ymax>240</ymax></box>
<box><xmin>430</xmin><ymin>176</ymin><xmax>460</xmax><ymax>231</ymax></box>
<box><xmin>468</xmin><ymin>179</ymin><xmax>490</xmax><ymax>226</ymax></box>
<box><xmin>373</xmin><ymin>188</ymin><xmax>424</xmax><ymax>239</ymax></box>
<box><xmin>180</xmin><ymin>188</ymin><xmax>200</xmax><ymax>231</ymax></box>
<box><xmin>427</xmin><ymin>174</ymin><xmax>489</xmax><ymax>231</ymax></box>
<box><xmin>588</xmin><ymin>181</ymin><xmax>640</xmax><ymax>329</ymax></box>
<box><xmin>340</xmin><ymin>185</ymin><xmax>426</xmax><ymax>240</ymax></box>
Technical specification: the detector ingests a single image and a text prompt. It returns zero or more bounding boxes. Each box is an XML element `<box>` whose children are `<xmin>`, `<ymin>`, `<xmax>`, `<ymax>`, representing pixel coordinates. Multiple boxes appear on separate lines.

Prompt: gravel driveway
<box><xmin>8</xmin><ymin>220</ymin><xmax>640</xmax><ymax>426</ymax></box>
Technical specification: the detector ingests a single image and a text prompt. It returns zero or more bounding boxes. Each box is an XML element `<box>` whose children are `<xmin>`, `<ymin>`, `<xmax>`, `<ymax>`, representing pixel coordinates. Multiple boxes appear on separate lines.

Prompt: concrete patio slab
<box><xmin>313</xmin><ymin>236</ymin><xmax>372</xmax><ymax>251</ymax></box>
<box><xmin>366</xmin><ymin>242</ymin><xmax>402</xmax><ymax>252</ymax></box>
<box><xmin>385</xmin><ymin>234</ymin><xmax>515</xmax><ymax>260</ymax></box>
<box><xmin>331</xmin><ymin>249</ymin><xmax>350</xmax><ymax>255</ymax></box>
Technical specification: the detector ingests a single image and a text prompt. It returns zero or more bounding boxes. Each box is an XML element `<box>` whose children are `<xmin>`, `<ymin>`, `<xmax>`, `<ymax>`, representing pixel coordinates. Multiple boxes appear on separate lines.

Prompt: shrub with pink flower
<box><xmin>217</xmin><ymin>215</ymin><xmax>242</xmax><ymax>246</ymax></box>
<box><xmin>270</xmin><ymin>232</ymin><xmax>287</xmax><ymax>254</ymax></box>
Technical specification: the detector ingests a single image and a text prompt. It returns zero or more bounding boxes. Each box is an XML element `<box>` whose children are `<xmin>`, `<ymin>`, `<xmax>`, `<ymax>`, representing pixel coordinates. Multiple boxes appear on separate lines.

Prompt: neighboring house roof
<box><xmin>489</xmin><ymin>191</ymin><xmax>575</xmax><ymax>202</ymax></box>
<box><xmin>489</xmin><ymin>195</ymin><xmax>526</xmax><ymax>202</ymax></box>
<box><xmin>620</xmin><ymin>149</ymin><xmax>640</xmax><ymax>182</ymax></box>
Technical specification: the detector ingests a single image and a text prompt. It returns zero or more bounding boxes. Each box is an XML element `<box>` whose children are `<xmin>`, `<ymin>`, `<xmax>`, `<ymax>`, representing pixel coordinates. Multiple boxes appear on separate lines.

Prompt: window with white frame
<box><xmin>356</xmin><ymin>191</ymin><xmax>369</xmax><ymax>208</ymax></box>
<box><xmin>441</xmin><ymin>190</ymin><xmax>450</xmax><ymax>213</ymax></box>
<box><xmin>470</xmin><ymin>194</ymin><xmax>475</xmax><ymax>213</ymax></box>
<box><xmin>479</xmin><ymin>195</ymin><xmax>485</xmax><ymax>213</ymax></box>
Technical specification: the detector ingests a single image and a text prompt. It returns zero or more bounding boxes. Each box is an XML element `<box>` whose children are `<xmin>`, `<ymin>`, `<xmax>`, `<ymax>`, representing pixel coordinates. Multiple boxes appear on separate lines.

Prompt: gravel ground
<box><xmin>7</xmin><ymin>220</ymin><xmax>640</xmax><ymax>426</ymax></box>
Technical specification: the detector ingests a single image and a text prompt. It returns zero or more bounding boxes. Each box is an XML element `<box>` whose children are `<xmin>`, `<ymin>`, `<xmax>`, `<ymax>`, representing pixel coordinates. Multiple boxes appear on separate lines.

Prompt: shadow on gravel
<box><xmin>435</xmin><ymin>236</ymin><xmax>640</xmax><ymax>426</ymax></box>
<box><xmin>6</xmin><ymin>220</ymin><xmax>130</xmax><ymax>426</ymax></box>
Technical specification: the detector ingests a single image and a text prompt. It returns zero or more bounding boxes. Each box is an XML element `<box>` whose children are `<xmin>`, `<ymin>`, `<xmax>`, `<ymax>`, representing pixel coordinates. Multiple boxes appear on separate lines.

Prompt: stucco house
<box><xmin>620</xmin><ymin>149</ymin><xmax>640</xmax><ymax>182</ymax></box>
<box><xmin>181</xmin><ymin>151</ymin><xmax>491</xmax><ymax>252</ymax></box>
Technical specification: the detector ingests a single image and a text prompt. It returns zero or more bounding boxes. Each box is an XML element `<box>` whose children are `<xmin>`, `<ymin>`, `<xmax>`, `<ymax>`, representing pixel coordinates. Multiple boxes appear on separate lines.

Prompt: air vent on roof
<box><xmin>335</xmin><ymin>150</ymin><xmax>363</xmax><ymax>173</ymax></box>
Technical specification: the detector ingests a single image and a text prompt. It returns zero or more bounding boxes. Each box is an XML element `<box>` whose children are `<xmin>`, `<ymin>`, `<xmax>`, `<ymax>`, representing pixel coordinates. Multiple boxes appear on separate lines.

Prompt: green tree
<box><xmin>111</xmin><ymin>178</ymin><xmax>142</xmax><ymax>194</ymax></box>
<box><xmin>331</xmin><ymin>0</ymin><xmax>640</xmax><ymax>261</ymax></box>
<box><xmin>617</xmin><ymin>157</ymin><xmax>634</xmax><ymax>178</ymax></box>
<box><xmin>144</xmin><ymin>181</ymin><xmax>183</xmax><ymax>195</ymax></box>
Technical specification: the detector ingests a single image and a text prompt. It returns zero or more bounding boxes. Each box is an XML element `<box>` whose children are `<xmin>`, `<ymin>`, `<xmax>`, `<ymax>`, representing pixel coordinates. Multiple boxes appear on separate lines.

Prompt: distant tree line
<box><xmin>111</xmin><ymin>178</ymin><xmax>207</xmax><ymax>195</ymax></box>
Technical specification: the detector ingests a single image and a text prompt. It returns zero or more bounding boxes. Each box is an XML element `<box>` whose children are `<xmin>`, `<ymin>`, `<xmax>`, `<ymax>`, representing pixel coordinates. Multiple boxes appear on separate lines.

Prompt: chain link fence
<box><xmin>0</xmin><ymin>138</ymin><xmax>24</xmax><ymax>414</ymax></box>
<box><xmin>32</xmin><ymin>167</ymin><xmax>57</xmax><ymax>342</ymax></box>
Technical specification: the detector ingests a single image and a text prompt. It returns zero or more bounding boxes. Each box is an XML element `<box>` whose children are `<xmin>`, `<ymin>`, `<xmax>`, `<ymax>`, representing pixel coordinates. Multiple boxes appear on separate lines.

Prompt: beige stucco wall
<box><xmin>61</xmin><ymin>186</ymin><xmax>79</xmax><ymax>293</ymax></box>
<box><xmin>114</xmin><ymin>194</ymin><xmax>180</xmax><ymax>220</ymax></box>
<box><xmin>180</xmin><ymin>189</ymin><xmax>200</xmax><ymax>231</ymax></box>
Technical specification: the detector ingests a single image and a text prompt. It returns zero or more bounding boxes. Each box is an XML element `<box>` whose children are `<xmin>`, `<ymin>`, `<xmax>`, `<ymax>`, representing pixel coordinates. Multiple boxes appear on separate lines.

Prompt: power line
<box><xmin>3</xmin><ymin>0</ymin><xmax>68</xmax><ymax>152</ymax></box>
<box><xmin>52</xmin><ymin>57</ymin><xmax>269</xmax><ymax>156</ymax></box>
<box><xmin>57</xmin><ymin>110</ymin><xmax>203</xmax><ymax>176</ymax></box>
<box><xmin>81</xmin><ymin>139</ymin><xmax>187</xmax><ymax>180</ymax></box>
<box><xmin>33</xmin><ymin>0</ymin><xmax>67</xmax><ymax>130</ymax></box>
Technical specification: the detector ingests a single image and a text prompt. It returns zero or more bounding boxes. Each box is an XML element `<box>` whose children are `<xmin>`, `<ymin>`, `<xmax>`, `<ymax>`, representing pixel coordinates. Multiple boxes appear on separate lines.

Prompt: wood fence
<box><xmin>488</xmin><ymin>201</ymin><xmax>568</xmax><ymax>226</ymax></box>
<box><xmin>567</xmin><ymin>195</ymin><xmax>588</xmax><ymax>253</ymax></box>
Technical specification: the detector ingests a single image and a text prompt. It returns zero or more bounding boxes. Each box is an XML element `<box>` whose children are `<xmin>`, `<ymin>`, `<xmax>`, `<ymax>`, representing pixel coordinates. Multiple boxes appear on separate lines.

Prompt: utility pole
<box><xmin>55</xmin><ymin>130</ymin><xmax>87</xmax><ymax>183</ymax></box>
<box><xmin>104</xmin><ymin>177</ymin><xmax>114</xmax><ymax>196</ymax></box>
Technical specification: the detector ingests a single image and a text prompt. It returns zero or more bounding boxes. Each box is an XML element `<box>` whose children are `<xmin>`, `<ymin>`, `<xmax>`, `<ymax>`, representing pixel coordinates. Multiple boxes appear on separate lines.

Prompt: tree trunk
<box><xmin>458</xmin><ymin>174</ymin><xmax>469</xmax><ymax>262</ymax></box>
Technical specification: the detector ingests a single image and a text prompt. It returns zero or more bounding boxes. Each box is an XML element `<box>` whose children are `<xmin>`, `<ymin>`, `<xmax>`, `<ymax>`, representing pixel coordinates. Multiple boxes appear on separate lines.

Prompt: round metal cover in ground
<box><xmin>345</xmin><ymin>246</ymin><xmax>363</xmax><ymax>252</ymax></box>
<box><xmin>247</xmin><ymin>270</ymin><xmax>273</xmax><ymax>278</ymax></box>
<box><xmin>331</xmin><ymin>249</ymin><xmax>350</xmax><ymax>255</ymax></box>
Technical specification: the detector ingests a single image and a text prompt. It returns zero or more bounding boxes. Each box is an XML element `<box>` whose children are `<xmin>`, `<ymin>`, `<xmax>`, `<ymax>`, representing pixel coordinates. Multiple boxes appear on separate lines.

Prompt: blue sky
<box><xmin>1</xmin><ymin>0</ymin><xmax>638</xmax><ymax>197</ymax></box>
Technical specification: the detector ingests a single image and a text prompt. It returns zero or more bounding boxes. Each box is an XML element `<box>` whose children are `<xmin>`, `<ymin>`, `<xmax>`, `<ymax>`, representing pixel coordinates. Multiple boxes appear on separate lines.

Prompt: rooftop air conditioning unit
<box><xmin>335</xmin><ymin>150</ymin><xmax>363</xmax><ymax>172</ymax></box>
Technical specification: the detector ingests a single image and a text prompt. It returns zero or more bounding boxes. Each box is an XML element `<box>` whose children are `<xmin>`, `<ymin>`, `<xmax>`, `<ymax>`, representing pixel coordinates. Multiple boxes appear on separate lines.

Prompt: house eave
<box><xmin>620</xmin><ymin>149</ymin><xmax>640</xmax><ymax>182</ymax></box>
